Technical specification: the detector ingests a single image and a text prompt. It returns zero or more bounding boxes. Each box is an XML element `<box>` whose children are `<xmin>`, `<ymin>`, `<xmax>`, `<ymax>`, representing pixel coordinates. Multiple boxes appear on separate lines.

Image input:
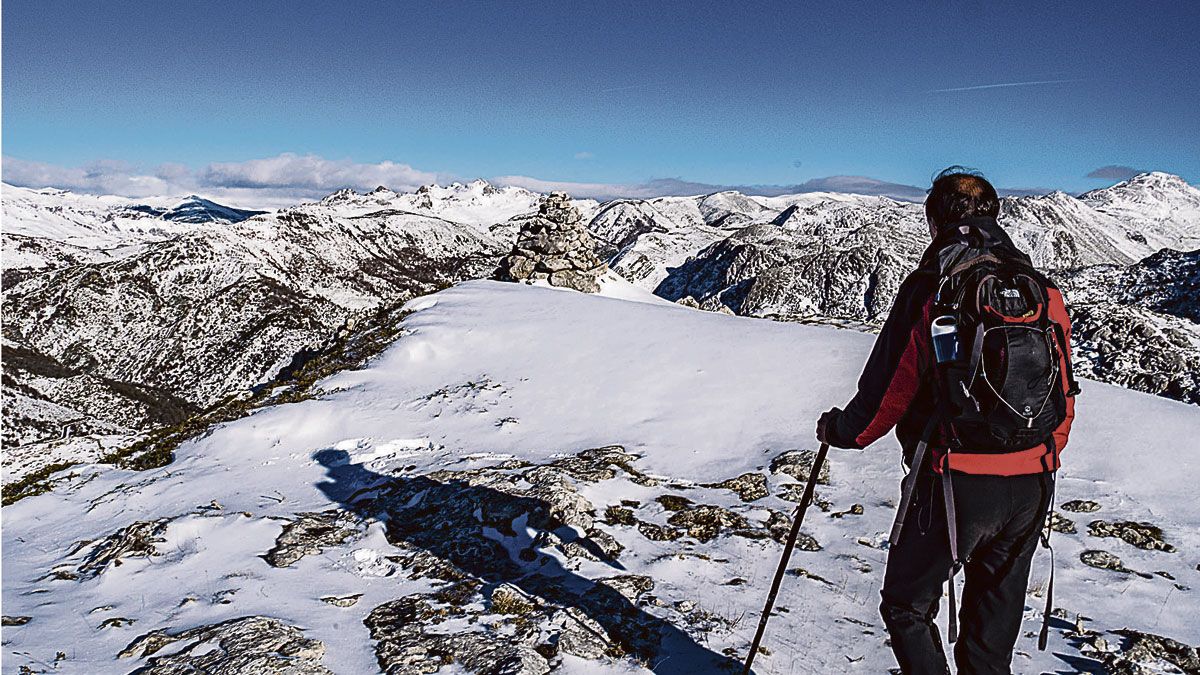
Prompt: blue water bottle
<box><xmin>932</xmin><ymin>315</ymin><xmax>959</xmax><ymax>363</ymax></box>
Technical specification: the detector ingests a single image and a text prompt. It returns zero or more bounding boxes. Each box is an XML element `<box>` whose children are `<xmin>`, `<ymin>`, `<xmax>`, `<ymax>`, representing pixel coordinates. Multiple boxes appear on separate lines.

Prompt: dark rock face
<box><xmin>1057</xmin><ymin>250</ymin><xmax>1200</xmax><ymax>406</ymax></box>
<box><xmin>118</xmin><ymin>616</ymin><xmax>331</xmax><ymax>674</ymax></box>
<box><xmin>496</xmin><ymin>193</ymin><xmax>607</xmax><ymax>293</ymax></box>
<box><xmin>654</xmin><ymin>212</ymin><xmax>923</xmax><ymax>322</ymax></box>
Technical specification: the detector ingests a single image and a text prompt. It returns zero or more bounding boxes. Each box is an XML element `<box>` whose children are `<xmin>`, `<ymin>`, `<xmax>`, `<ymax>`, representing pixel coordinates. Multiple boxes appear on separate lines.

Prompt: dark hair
<box><xmin>924</xmin><ymin>166</ymin><xmax>1000</xmax><ymax>229</ymax></box>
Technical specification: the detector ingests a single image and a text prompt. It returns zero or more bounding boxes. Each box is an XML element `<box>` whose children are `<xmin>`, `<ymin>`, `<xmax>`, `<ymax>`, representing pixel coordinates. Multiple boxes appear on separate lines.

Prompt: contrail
<box><xmin>927</xmin><ymin>78</ymin><xmax>1085</xmax><ymax>93</ymax></box>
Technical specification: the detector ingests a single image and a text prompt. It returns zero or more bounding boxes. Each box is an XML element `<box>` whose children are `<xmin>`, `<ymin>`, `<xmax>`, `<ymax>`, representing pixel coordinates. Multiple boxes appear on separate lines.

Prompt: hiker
<box><xmin>816</xmin><ymin>167</ymin><xmax>1078</xmax><ymax>675</ymax></box>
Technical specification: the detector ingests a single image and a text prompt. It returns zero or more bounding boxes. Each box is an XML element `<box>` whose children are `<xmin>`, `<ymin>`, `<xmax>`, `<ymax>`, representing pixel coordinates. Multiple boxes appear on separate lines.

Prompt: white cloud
<box><xmin>196</xmin><ymin>153</ymin><xmax>441</xmax><ymax>192</ymax></box>
<box><xmin>1</xmin><ymin>153</ymin><xmax>447</xmax><ymax>209</ymax></box>
<box><xmin>492</xmin><ymin>175</ymin><xmax>659</xmax><ymax>200</ymax></box>
<box><xmin>574</xmin><ymin>151</ymin><xmax>595</xmax><ymax>160</ymax></box>
<box><xmin>2</xmin><ymin>157</ymin><xmax>174</xmax><ymax>198</ymax></box>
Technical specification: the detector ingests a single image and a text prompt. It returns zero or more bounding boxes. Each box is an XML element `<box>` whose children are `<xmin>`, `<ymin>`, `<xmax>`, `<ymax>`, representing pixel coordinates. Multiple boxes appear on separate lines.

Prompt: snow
<box><xmin>3</xmin><ymin>280</ymin><xmax>1197</xmax><ymax>673</ymax></box>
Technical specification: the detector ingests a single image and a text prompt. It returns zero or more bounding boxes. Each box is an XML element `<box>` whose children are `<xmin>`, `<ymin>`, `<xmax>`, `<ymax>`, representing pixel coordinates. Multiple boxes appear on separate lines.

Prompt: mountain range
<box><xmin>3</xmin><ymin>172</ymin><xmax>1198</xmax><ymax>491</ymax></box>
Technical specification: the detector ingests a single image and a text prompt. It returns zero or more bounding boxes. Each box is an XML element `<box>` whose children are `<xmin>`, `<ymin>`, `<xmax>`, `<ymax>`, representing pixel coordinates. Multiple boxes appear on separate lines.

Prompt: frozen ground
<box><xmin>2</xmin><ymin>279</ymin><xmax>1197</xmax><ymax>674</ymax></box>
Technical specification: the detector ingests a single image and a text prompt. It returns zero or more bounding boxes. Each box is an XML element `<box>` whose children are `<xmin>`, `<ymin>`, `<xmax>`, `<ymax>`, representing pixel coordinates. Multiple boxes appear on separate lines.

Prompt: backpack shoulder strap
<box><xmin>1050</xmin><ymin>320</ymin><xmax>1081</xmax><ymax>397</ymax></box>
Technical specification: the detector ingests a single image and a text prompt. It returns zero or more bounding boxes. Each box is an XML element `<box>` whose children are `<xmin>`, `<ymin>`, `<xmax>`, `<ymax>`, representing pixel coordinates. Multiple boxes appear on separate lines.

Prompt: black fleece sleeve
<box><xmin>825</xmin><ymin>272</ymin><xmax>936</xmax><ymax>449</ymax></box>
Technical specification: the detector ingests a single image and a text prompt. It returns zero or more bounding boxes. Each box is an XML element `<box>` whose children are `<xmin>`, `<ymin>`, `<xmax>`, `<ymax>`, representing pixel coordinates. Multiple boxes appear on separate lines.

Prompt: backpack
<box><xmin>929</xmin><ymin>225</ymin><xmax>1077</xmax><ymax>455</ymax></box>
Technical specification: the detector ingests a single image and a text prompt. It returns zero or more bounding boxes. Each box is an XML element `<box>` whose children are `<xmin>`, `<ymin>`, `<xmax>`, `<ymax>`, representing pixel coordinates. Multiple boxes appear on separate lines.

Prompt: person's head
<box><xmin>924</xmin><ymin>166</ymin><xmax>1000</xmax><ymax>237</ymax></box>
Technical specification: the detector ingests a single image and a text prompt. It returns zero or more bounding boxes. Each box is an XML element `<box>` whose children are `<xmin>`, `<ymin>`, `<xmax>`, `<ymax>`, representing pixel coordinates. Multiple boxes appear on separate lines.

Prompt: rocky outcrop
<box><xmin>119</xmin><ymin>616</ymin><xmax>331</xmax><ymax>674</ymax></box>
<box><xmin>262</xmin><ymin>510</ymin><xmax>363</xmax><ymax>567</ymax></box>
<box><xmin>73</xmin><ymin>518</ymin><xmax>170</xmax><ymax>579</ymax></box>
<box><xmin>495</xmin><ymin>192</ymin><xmax>608</xmax><ymax>293</ymax></box>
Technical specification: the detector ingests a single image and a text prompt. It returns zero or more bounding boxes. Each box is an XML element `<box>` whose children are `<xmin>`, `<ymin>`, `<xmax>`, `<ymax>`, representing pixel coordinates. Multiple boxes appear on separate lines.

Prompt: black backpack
<box><xmin>929</xmin><ymin>225</ymin><xmax>1078</xmax><ymax>456</ymax></box>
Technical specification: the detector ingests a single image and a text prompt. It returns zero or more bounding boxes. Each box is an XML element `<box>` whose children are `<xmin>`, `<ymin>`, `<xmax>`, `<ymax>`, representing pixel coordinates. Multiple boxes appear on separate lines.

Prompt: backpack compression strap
<box><xmin>888</xmin><ymin>415</ymin><xmax>939</xmax><ymax>547</ymax></box>
<box><xmin>941</xmin><ymin>453</ymin><xmax>963</xmax><ymax>644</ymax></box>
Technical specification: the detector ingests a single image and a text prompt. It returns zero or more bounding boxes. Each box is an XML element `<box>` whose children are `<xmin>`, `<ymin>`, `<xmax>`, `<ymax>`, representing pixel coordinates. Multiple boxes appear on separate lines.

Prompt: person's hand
<box><xmin>816</xmin><ymin>407</ymin><xmax>842</xmax><ymax>445</ymax></box>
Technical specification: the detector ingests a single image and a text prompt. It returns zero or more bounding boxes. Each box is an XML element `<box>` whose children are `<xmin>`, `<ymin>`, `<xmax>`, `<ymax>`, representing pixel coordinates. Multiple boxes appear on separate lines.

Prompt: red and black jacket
<box><xmin>823</xmin><ymin>217</ymin><xmax>1075</xmax><ymax>475</ymax></box>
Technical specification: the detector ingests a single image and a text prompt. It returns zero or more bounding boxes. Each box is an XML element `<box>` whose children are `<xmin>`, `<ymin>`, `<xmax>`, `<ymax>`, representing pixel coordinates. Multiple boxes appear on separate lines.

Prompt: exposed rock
<box><xmin>764</xmin><ymin>510</ymin><xmax>822</xmax><ymax>551</ymax></box>
<box><xmin>1049</xmin><ymin>511</ymin><xmax>1077</xmax><ymax>534</ymax></box>
<box><xmin>1080</xmin><ymin>550</ymin><xmax>1132</xmax><ymax>574</ymax></box>
<box><xmin>595</xmin><ymin>575</ymin><xmax>654</xmax><ymax>602</ymax></box>
<box><xmin>1087</xmin><ymin>520</ymin><xmax>1176</xmax><ymax>552</ymax></box>
<box><xmin>262</xmin><ymin>510</ymin><xmax>362</xmax><ymax>568</ymax></box>
<box><xmin>770</xmin><ymin>449</ymin><xmax>831</xmax><ymax>485</ymax></box>
<box><xmin>831</xmin><ymin>503</ymin><xmax>865</xmax><ymax>518</ymax></box>
<box><xmin>490</xmin><ymin>584</ymin><xmax>536</xmax><ymax>616</ymax></box>
<box><xmin>656</xmin><ymin>494</ymin><xmax>694</xmax><ymax>512</ymax></box>
<box><xmin>1061</xmin><ymin>499</ymin><xmax>1102</xmax><ymax>513</ymax></box>
<box><xmin>76</xmin><ymin>518</ymin><xmax>170</xmax><ymax>578</ymax></box>
<box><xmin>318</xmin><ymin>447</ymin><xmax>737</xmax><ymax>672</ymax></box>
<box><xmin>521</xmin><ymin>468</ymin><xmax>596</xmax><ymax>532</ymax></box>
<box><xmin>559</xmin><ymin>528</ymin><xmax>624</xmax><ymax>561</ymax></box>
<box><xmin>496</xmin><ymin>193</ymin><xmax>607</xmax><ymax>293</ymax></box>
<box><xmin>786</xmin><ymin>567</ymin><xmax>834</xmax><ymax>586</ymax></box>
<box><xmin>637</xmin><ymin>521</ymin><xmax>684</xmax><ymax>541</ymax></box>
<box><xmin>1084</xmin><ymin>628</ymin><xmax>1200</xmax><ymax>675</ymax></box>
<box><xmin>319</xmin><ymin>594</ymin><xmax>362</xmax><ymax>608</ymax></box>
<box><xmin>2</xmin><ymin>615</ymin><xmax>31</xmax><ymax>626</ymax></box>
<box><xmin>119</xmin><ymin>616</ymin><xmax>331</xmax><ymax>674</ymax></box>
<box><xmin>554</xmin><ymin>607</ymin><xmax>616</xmax><ymax>660</ymax></box>
<box><xmin>667</xmin><ymin>504</ymin><xmax>751</xmax><ymax>543</ymax></box>
<box><xmin>364</xmin><ymin>589</ymin><xmax>548</xmax><ymax>675</ymax></box>
<box><xmin>702</xmin><ymin>472</ymin><xmax>769</xmax><ymax>502</ymax></box>
<box><xmin>603</xmin><ymin>505</ymin><xmax>636</xmax><ymax>526</ymax></box>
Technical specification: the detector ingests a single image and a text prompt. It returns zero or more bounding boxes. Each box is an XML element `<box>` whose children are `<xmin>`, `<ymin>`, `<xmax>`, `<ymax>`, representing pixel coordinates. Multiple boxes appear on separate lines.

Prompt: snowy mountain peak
<box><xmin>159</xmin><ymin>196</ymin><xmax>267</xmax><ymax>223</ymax></box>
<box><xmin>1081</xmin><ymin>171</ymin><xmax>1198</xmax><ymax>204</ymax></box>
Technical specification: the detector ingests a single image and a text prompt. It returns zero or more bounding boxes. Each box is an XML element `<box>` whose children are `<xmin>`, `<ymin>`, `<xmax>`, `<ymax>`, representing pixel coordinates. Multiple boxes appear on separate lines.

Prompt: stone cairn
<box><xmin>495</xmin><ymin>192</ymin><xmax>607</xmax><ymax>293</ymax></box>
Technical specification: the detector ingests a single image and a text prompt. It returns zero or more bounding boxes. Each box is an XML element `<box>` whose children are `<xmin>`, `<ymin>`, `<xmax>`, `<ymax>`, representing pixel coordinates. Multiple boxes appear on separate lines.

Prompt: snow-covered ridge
<box><xmin>2</xmin><ymin>281</ymin><xmax>1196</xmax><ymax>673</ymax></box>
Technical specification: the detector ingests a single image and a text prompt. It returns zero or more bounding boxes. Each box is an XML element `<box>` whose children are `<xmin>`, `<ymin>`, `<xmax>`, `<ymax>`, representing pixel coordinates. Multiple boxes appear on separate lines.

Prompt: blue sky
<box><xmin>3</xmin><ymin>0</ymin><xmax>1198</xmax><ymax>200</ymax></box>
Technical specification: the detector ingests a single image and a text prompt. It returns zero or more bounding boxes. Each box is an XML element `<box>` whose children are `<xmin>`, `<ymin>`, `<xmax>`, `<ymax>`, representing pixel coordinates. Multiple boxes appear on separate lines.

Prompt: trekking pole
<box><xmin>742</xmin><ymin>442</ymin><xmax>830</xmax><ymax>675</ymax></box>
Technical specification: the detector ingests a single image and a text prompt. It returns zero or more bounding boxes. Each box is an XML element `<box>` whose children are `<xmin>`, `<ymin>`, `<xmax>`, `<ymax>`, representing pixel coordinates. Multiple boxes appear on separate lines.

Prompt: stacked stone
<box><xmin>495</xmin><ymin>192</ymin><xmax>607</xmax><ymax>293</ymax></box>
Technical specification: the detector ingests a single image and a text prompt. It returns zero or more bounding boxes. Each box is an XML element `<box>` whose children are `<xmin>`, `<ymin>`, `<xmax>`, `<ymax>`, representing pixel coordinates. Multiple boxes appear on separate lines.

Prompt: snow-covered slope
<box><xmin>3</xmin><ymin>281</ymin><xmax>1196</xmax><ymax>674</ymax></box>
<box><xmin>2</xmin><ymin>203</ymin><xmax>506</xmax><ymax>477</ymax></box>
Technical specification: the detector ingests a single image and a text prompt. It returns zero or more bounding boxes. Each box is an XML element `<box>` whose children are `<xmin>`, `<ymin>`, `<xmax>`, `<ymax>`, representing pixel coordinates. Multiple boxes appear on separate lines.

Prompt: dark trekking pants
<box><xmin>881</xmin><ymin>471</ymin><xmax>1053</xmax><ymax>675</ymax></box>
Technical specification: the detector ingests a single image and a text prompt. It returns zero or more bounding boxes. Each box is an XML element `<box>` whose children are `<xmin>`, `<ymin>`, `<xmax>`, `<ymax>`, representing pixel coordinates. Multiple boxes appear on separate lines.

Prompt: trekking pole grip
<box><xmin>742</xmin><ymin>442</ymin><xmax>830</xmax><ymax>675</ymax></box>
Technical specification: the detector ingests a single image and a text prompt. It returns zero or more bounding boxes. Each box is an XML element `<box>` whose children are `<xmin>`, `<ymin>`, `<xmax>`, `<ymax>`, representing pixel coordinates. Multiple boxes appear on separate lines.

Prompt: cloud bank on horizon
<box><xmin>0</xmin><ymin>154</ymin><xmax>1174</xmax><ymax>208</ymax></box>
